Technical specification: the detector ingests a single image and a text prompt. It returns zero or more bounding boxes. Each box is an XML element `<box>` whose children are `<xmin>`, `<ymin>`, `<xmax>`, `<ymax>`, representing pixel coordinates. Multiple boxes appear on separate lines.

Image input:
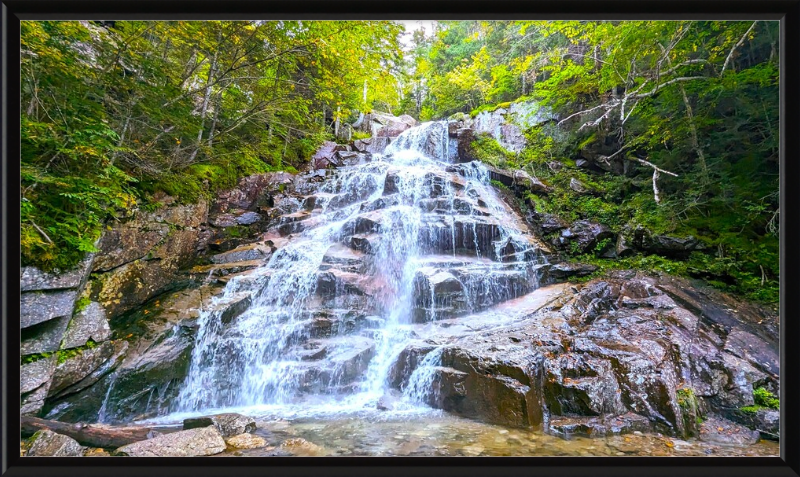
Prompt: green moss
<box><xmin>21</xmin><ymin>352</ymin><xmax>53</xmax><ymax>365</ymax></box>
<box><xmin>73</xmin><ymin>296</ymin><xmax>91</xmax><ymax>314</ymax></box>
<box><xmin>56</xmin><ymin>339</ymin><xmax>99</xmax><ymax>364</ymax></box>
<box><xmin>471</xmin><ymin>134</ymin><xmax>516</xmax><ymax>168</ymax></box>
<box><xmin>753</xmin><ymin>387</ymin><xmax>779</xmax><ymax>409</ymax></box>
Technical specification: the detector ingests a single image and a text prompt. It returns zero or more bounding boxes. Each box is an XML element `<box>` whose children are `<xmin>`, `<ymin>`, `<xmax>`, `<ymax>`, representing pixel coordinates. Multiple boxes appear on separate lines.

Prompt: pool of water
<box><xmin>146</xmin><ymin>406</ymin><xmax>779</xmax><ymax>457</ymax></box>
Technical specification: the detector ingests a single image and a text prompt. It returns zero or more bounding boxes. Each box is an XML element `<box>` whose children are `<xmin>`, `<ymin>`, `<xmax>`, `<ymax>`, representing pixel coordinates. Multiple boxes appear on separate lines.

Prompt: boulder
<box><xmin>20</xmin><ymin>356</ymin><xmax>57</xmax><ymax>416</ymax></box>
<box><xmin>389</xmin><ymin>273</ymin><xmax>778</xmax><ymax>439</ymax></box>
<box><xmin>60</xmin><ymin>301</ymin><xmax>111</xmax><ymax>349</ymax></box>
<box><xmin>311</xmin><ymin>141</ymin><xmax>339</xmax><ymax>170</ymax></box>
<box><xmin>184</xmin><ymin>413</ymin><xmax>256</xmax><ymax>438</ymax></box>
<box><xmin>279</xmin><ymin>437</ymin><xmax>326</xmax><ymax>456</ymax></box>
<box><xmin>26</xmin><ymin>430</ymin><xmax>84</xmax><ymax>457</ymax></box>
<box><xmin>547</xmin><ymin>262</ymin><xmax>598</xmax><ymax>280</ymax></box>
<box><xmin>91</xmin><ymin>227</ymin><xmax>199</xmax><ymax>320</ymax></box>
<box><xmin>642</xmin><ymin>234</ymin><xmax>706</xmax><ymax>258</ymax></box>
<box><xmin>225</xmin><ymin>433</ymin><xmax>267</xmax><ymax>450</ymax></box>
<box><xmin>21</xmin><ymin>254</ymin><xmax>94</xmax><ymax>292</ymax></box>
<box><xmin>353</xmin><ymin>137</ymin><xmax>391</xmax><ymax>154</ymax></box>
<box><xmin>554</xmin><ymin>220</ymin><xmax>614</xmax><ymax>254</ymax></box>
<box><xmin>48</xmin><ymin>340</ymin><xmax>123</xmax><ymax>398</ymax></box>
<box><xmin>20</xmin><ymin>314</ymin><xmax>72</xmax><ymax>355</ymax></box>
<box><xmin>538</xmin><ymin>214</ymin><xmax>569</xmax><ymax>234</ymax></box>
<box><xmin>115</xmin><ymin>426</ymin><xmax>226</xmax><ymax>457</ymax></box>
<box><xmin>20</xmin><ymin>290</ymin><xmax>77</xmax><ymax>329</ymax></box>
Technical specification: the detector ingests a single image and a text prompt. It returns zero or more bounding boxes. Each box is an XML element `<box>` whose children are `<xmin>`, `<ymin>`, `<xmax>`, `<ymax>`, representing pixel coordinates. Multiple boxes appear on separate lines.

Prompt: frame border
<box><xmin>2</xmin><ymin>2</ymin><xmax>798</xmax><ymax>476</ymax></box>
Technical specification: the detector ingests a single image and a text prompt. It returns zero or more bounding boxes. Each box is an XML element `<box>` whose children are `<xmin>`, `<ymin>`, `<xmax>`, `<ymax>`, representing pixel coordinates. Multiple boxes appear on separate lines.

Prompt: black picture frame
<box><xmin>2</xmin><ymin>1</ymin><xmax>798</xmax><ymax>476</ymax></box>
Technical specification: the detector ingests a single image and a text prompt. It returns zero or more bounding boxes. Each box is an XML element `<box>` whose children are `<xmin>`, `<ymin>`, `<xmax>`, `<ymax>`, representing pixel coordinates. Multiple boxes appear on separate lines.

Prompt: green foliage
<box><xmin>21</xmin><ymin>20</ymin><xmax>404</xmax><ymax>270</ymax></box>
<box><xmin>753</xmin><ymin>387</ymin><xmax>779</xmax><ymax>409</ymax></box>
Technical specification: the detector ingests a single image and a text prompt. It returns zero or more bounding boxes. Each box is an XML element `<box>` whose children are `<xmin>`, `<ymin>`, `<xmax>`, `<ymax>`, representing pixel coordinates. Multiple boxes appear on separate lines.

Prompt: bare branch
<box><xmin>721</xmin><ymin>21</ymin><xmax>758</xmax><ymax>75</ymax></box>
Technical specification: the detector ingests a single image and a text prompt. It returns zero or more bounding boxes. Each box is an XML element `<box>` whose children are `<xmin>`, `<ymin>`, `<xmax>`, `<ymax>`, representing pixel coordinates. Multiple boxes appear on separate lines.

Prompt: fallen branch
<box><xmin>21</xmin><ymin>416</ymin><xmax>155</xmax><ymax>449</ymax></box>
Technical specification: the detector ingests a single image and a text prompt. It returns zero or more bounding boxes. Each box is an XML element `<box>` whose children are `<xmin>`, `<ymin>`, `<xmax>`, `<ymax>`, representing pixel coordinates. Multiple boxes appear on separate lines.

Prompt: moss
<box><xmin>753</xmin><ymin>387</ymin><xmax>779</xmax><ymax>409</ymax></box>
<box><xmin>470</xmin><ymin>134</ymin><xmax>516</xmax><ymax>168</ymax></box>
<box><xmin>73</xmin><ymin>295</ymin><xmax>91</xmax><ymax>314</ymax></box>
<box><xmin>21</xmin><ymin>352</ymin><xmax>53</xmax><ymax>365</ymax></box>
<box><xmin>56</xmin><ymin>339</ymin><xmax>99</xmax><ymax>364</ymax></box>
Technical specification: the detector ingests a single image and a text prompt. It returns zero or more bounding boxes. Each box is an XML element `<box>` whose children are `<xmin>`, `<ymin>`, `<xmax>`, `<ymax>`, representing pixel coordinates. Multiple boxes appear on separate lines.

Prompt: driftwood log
<box><xmin>21</xmin><ymin>416</ymin><xmax>154</xmax><ymax>449</ymax></box>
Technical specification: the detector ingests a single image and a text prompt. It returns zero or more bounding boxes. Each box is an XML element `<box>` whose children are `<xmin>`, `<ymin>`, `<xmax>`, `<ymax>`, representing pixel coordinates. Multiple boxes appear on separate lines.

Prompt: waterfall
<box><xmin>172</xmin><ymin>120</ymin><xmax>547</xmax><ymax>418</ymax></box>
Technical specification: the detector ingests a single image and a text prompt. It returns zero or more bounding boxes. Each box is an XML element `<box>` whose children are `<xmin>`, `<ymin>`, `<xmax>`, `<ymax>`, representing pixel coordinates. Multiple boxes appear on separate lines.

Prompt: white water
<box><xmin>135</xmin><ymin>121</ymin><xmax>547</xmax><ymax>423</ymax></box>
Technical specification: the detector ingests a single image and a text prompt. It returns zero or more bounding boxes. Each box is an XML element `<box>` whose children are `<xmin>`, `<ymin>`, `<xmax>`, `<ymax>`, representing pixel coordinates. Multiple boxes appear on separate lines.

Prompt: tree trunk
<box><xmin>21</xmin><ymin>416</ymin><xmax>154</xmax><ymax>449</ymax></box>
<box><xmin>678</xmin><ymin>81</ymin><xmax>710</xmax><ymax>186</ymax></box>
<box><xmin>189</xmin><ymin>33</ymin><xmax>221</xmax><ymax>162</ymax></box>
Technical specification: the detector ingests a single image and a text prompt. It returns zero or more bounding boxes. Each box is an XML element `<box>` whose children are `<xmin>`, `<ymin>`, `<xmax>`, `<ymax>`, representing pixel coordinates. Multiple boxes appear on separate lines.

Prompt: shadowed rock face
<box><xmin>388</xmin><ymin>273</ymin><xmax>779</xmax><ymax>439</ymax></box>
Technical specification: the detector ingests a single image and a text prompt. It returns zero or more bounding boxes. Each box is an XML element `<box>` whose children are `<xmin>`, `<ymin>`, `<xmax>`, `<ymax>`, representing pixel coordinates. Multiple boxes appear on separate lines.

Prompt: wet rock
<box><xmin>544</xmin><ymin>353</ymin><xmax>626</xmax><ymax>417</ymax></box>
<box><xmin>225</xmin><ymin>433</ymin><xmax>267</xmax><ymax>449</ymax></box>
<box><xmin>26</xmin><ymin>430</ymin><xmax>84</xmax><ymax>457</ymax></box>
<box><xmin>49</xmin><ymin>341</ymin><xmax>119</xmax><ymax>397</ymax></box>
<box><xmin>212</xmin><ymin>292</ymin><xmax>253</xmax><ymax>325</ymax></box>
<box><xmin>235</xmin><ymin>211</ymin><xmax>262</xmax><ymax>225</ymax></box>
<box><xmin>189</xmin><ymin>260</ymin><xmax>264</xmax><ymax>279</ymax></box>
<box><xmin>723</xmin><ymin>409</ymin><xmax>779</xmax><ymax>440</ymax></box>
<box><xmin>102</xmin><ymin>323</ymin><xmax>196</xmax><ymax>422</ymax></box>
<box><xmin>60</xmin><ymin>302</ymin><xmax>111</xmax><ymax>349</ymax></box>
<box><xmin>455</xmin><ymin>128</ymin><xmax>479</xmax><ymax>163</ymax></box>
<box><xmin>115</xmin><ymin>426</ymin><xmax>226</xmax><ymax>457</ymax></box>
<box><xmin>44</xmin><ymin>341</ymin><xmax>128</xmax><ymax>420</ymax></box>
<box><xmin>184</xmin><ymin>413</ymin><xmax>256</xmax><ymax>437</ymax></box>
<box><xmin>698</xmin><ymin>416</ymin><xmax>760</xmax><ymax>446</ymax></box>
<box><xmin>343</xmin><ymin>234</ymin><xmax>381</xmax><ymax>255</ymax></box>
<box><xmin>279</xmin><ymin>437</ymin><xmax>326</xmax><ymax>456</ymax></box>
<box><xmin>20</xmin><ymin>290</ymin><xmax>78</xmax><ymax>329</ymax></box>
<box><xmin>548</xmin><ymin>413</ymin><xmax>652</xmax><ymax>439</ymax></box>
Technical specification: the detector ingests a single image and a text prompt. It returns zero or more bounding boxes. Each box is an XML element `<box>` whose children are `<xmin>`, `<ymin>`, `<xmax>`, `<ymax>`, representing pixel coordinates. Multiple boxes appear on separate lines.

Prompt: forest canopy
<box><xmin>20</xmin><ymin>20</ymin><xmax>779</xmax><ymax>302</ymax></box>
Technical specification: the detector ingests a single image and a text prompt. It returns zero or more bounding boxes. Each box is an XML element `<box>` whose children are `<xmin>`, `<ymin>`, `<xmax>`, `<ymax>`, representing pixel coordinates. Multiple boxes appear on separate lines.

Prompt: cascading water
<box><xmin>165</xmin><ymin>120</ymin><xmax>547</xmax><ymax>420</ymax></box>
